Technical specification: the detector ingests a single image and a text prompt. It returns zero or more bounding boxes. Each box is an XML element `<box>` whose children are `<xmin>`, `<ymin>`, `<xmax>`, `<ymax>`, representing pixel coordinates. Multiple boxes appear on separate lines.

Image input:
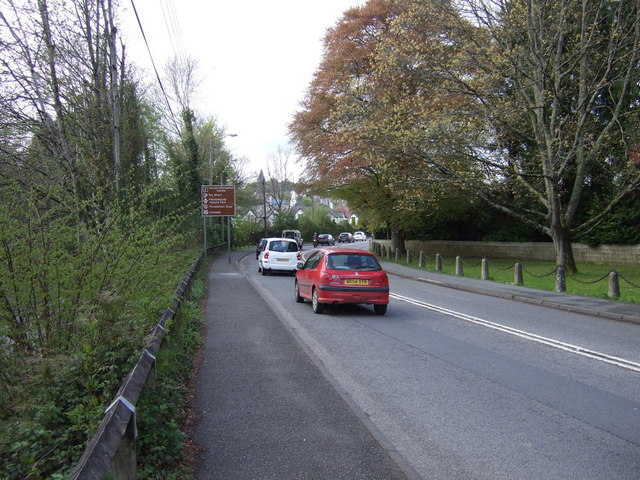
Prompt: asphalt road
<box><xmin>192</xmin><ymin>243</ymin><xmax>640</xmax><ymax>479</ymax></box>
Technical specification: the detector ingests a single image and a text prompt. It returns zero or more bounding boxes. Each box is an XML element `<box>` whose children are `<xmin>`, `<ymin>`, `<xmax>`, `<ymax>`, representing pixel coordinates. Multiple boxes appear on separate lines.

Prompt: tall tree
<box><xmin>265</xmin><ymin>146</ymin><xmax>298</xmax><ymax>225</ymax></box>
<box><xmin>290</xmin><ymin>0</ymin><xmax>412</xmax><ymax>250</ymax></box>
<box><xmin>292</xmin><ymin>0</ymin><xmax>640</xmax><ymax>272</ymax></box>
<box><xmin>432</xmin><ymin>0</ymin><xmax>640</xmax><ymax>271</ymax></box>
<box><xmin>181</xmin><ymin>107</ymin><xmax>201</xmax><ymax>203</ymax></box>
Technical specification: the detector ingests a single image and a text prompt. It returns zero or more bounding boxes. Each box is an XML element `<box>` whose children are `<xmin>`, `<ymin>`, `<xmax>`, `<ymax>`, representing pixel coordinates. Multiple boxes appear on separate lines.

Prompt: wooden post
<box><xmin>514</xmin><ymin>263</ymin><xmax>523</xmax><ymax>286</ymax></box>
<box><xmin>608</xmin><ymin>271</ymin><xmax>620</xmax><ymax>298</ymax></box>
<box><xmin>455</xmin><ymin>256</ymin><xmax>463</xmax><ymax>276</ymax></box>
<box><xmin>435</xmin><ymin>254</ymin><xmax>442</xmax><ymax>272</ymax></box>
<box><xmin>407</xmin><ymin>250</ymin><xmax>412</xmax><ymax>265</ymax></box>
<box><xmin>419</xmin><ymin>251</ymin><xmax>425</xmax><ymax>268</ymax></box>
<box><xmin>481</xmin><ymin>258</ymin><xmax>489</xmax><ymax>280</ymax></box>
<box><xmin>395</xmin><ymin>248</ymin><xmax>399</xmax><ymax>262</ymax></box>
<box><xmin>111</xmin><ymin>410</ymin><xmax>137</xmax><ymax>480</ymax></box>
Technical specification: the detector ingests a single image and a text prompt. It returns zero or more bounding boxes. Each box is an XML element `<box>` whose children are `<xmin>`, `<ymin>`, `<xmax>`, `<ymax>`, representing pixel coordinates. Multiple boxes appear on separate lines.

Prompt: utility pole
<box><xmin>107</xmin><ymin>3</ymin><xmax>121</xmax><ymax>194</ymax></box>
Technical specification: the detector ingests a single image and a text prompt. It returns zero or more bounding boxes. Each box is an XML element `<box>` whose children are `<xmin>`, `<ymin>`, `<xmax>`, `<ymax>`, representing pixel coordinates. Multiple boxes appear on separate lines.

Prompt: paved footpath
<box><xmin>190</xmin><ymin>251</ymin><xmax>412</xmax><ymax>480</ymax></box>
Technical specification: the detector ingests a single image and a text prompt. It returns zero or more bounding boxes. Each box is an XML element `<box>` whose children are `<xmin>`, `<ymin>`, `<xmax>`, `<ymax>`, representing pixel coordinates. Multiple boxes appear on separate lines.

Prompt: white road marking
<box><xmin>390</xmin><ymin>292</ymin><xmax>640</xmax><ymax>373</ymax></box>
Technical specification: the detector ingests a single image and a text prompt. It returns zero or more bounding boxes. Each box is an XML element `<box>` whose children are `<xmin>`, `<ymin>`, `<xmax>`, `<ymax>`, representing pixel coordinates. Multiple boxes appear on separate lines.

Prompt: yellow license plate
<box><xmin>344</xmin><ymin>278</ymin><xmax>369</xmax><ymax>285</ymax></box>
<box><xmin>277</xmin><ymin>258</ymin><xmax>290</xmax><ymax>262</ymax></box>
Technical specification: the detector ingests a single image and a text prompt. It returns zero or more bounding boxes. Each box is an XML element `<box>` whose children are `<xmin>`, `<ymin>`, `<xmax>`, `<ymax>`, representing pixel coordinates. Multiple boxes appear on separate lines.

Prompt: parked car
<box><xmin>255</xmin><ymin>237</ymin><xmax>268</xmax><ymax>259</ymax></box>
<box><xmin>258</xmin><ymin>238</ymin><xmax>302</xmax><ymax>276</ymax></box>
<box><xmin>282</xmin><ymin>229</ymin><xmax>303</xmax><ymax>248</ymax></box>
<box><xmin>295</xmin><ymin>248</ymin><xmax>389</xmax><ymax>315</ymax></box>
<box><xmin>338</xmin><ymin>232</ymin><xmax>354</xmax><ymax>243</ymax></box>
<box><xmin>353</xmin><ymin>231</ymin><xmax>366</xmax><ymax>241</ymax></box>
<box><xmin>313</xmin><ymin>233</ymin><xmax>335</xmax><ymax>247</ymax></box>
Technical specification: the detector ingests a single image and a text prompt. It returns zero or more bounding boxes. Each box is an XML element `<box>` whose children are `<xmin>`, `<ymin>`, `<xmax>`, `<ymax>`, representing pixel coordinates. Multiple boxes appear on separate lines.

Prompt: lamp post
<box><xmin>258</xmin><ymin>169</ymin><xmax>268</xmax><ymax>238</ymax></box>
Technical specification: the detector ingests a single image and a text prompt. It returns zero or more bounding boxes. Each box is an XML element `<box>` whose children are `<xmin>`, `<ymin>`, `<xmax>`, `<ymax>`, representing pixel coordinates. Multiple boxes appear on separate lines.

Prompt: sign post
<box><xmin>202</xmin><ymin>185</ymin><xmax>236</xmax><ymax>262</ymax></box>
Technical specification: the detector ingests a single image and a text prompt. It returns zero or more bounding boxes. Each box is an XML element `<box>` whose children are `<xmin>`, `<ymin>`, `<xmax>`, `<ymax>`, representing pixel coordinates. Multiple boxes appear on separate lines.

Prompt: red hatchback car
<box><xmin>295</xmin><ymin>248</ymin><xmax>389</xmax><ymax>315</ymax></box>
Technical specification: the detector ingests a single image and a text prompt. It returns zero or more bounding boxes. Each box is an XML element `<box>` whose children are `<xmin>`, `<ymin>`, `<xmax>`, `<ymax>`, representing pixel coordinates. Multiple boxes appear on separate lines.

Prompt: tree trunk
<box><xmin>390</xmin><ymin>227</ymin><xmax>405</xmax><ymax>255</ymax></box>
<box><xmin>550</xmin><ymin>221</ymin><xmax>577</xmax><ymax>274</ymax></box>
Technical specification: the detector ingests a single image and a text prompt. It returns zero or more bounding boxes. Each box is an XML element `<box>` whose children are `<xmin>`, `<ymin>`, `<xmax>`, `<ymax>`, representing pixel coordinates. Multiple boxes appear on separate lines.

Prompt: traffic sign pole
<box><xmin>201</xmin><ymin>185</ymin><xmax>236</xmax><ymax>262</ymax></box>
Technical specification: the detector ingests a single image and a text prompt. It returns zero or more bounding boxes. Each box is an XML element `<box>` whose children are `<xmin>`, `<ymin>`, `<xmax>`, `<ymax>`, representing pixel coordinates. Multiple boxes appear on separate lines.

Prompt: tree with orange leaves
<box><xmin>292</xmin><ymin>0</ymin><xmax>640</xmax><ymax>273</ymax></box>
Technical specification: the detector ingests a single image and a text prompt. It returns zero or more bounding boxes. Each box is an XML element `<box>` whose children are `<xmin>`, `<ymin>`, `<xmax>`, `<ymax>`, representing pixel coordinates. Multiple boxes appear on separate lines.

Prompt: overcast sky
<box><xmin>121</xmin><ymin>0</ymin><xmax>366</xmax><ymax>181</ymax></box>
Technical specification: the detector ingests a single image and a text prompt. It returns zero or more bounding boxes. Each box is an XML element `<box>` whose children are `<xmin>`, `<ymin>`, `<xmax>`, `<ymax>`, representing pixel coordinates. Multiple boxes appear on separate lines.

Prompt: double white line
<box><xmin>390</xmin><ymin>293</ymin><xmax>640</xmax><ymax>373</ymax></box>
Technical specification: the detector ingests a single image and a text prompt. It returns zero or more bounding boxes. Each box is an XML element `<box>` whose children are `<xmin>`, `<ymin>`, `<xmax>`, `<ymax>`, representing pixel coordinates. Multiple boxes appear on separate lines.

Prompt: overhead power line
<box><xmin>160</xmin><ymin>0</ymin><xmax>188</xmax><ymax>63</ymax></box>
<box><xmin>129</xmin><ymin>0</ymin><xmax>180</xmax><ymax>133</ymax></box>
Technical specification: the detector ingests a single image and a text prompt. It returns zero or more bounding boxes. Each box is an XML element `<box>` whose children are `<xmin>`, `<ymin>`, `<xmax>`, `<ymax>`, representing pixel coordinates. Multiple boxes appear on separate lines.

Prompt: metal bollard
<box><xmin>481</xmin><ymin>258</ymin><xmax>489</xmax><ymax>280</ymax></box>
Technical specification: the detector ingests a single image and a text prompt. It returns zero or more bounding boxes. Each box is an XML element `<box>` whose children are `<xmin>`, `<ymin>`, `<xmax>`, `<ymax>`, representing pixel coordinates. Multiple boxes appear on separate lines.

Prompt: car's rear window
<box><xmin>326</xmin><ymin>253</ymin><xmax>381</xmax><ymax>271</ymax></box>
<box><xmin>269</xmin><ymin>240</ymin><xmax>298</xmax><ymax>252</ymax></box>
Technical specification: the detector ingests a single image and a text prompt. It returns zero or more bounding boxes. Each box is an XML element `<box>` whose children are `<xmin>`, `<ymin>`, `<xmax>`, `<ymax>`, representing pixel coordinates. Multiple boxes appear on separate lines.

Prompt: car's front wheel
<box><xmin>312</xmin><ymin>289</ymin><xmax>324</xmax><ymax>314</ymax></box>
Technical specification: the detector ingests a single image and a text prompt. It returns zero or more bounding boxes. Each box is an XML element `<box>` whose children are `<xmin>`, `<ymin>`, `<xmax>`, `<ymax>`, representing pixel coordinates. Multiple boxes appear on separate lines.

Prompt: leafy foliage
<box><xmin>0</xmin><ymin>182</ymin><xmax>200</xmax><ymax>477</ymax></box>
<box><xmin>290</xmin><ymin>0</ymin><xmax>640</xmax><ymax>270</ymax></box>
<box><xmin>0</xmin><ymin>0</ymin><xmax>243</xmax><ymax>477</ymax></box>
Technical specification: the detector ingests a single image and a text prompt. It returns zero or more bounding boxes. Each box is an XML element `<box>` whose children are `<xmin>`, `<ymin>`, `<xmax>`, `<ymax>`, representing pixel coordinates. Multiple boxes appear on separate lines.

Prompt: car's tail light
<box><xmin>297</xmin><ymin>252</ymin><xmax>302</xmax><ymax>261</ymax></box>
<box><xmin>371</xmin><ymin>272</ymin><xmax>388</xmax><ymax>286</ymax></box>
<box><xmin>263</xmin><ymin>251</ymin><xmax>270</xmax><ymax>260</ymax></box>
<box><xmin>320</xmin><ymin>272</ymin><xmax>332</xmax><ymax>284</ymax></box>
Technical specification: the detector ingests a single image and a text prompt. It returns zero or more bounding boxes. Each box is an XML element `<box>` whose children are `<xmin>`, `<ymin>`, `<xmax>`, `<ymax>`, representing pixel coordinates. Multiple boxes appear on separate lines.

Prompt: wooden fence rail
<box><xmin>69</xmin><ymin>252</ymin><xmax>205</xmax><ymax>479</ymax></box>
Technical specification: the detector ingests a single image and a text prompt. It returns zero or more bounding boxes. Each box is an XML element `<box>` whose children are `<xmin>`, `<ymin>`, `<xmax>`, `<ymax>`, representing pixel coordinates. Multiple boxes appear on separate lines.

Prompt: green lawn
<box><xmin>393</xmin><ymin>255</ymin><xmax>640</xmax><ymax>304</ymax></box>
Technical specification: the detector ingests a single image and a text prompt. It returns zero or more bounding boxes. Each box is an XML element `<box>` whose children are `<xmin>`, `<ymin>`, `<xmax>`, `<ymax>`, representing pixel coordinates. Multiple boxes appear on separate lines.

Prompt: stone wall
<box><xmin>371</xmin><ymin>240</ymin><xmax>640</xmax><ymax>266</ymax></box>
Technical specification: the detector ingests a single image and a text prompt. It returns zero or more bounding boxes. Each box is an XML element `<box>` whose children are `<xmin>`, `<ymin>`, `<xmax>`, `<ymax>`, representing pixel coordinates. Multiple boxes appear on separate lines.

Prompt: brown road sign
<box><xmin>202</xmin><ymin>185</ymin><xmax>236</xmax><ymax>217</ymax></box>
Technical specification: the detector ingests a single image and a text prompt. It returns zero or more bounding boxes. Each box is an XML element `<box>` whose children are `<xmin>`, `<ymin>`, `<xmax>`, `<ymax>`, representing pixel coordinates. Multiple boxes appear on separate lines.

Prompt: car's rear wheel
<box><xmin>374</xmin><ymin>304</ymin><xmax>387</xmax><ymax>315</ymax></box>
<box><xmin>261</xmin><ymin>267</ymin><xmax>268</xmax><ymax>276</ymax></box>
<box><xmin>294</xmin><ymin>281</ymin><xmax>304</xmax><ymax>303</ymax></box>
<box><xmin>312</xmin><ymin>289</ymin><xmax>324</xmax><ymax>314</ymax></box>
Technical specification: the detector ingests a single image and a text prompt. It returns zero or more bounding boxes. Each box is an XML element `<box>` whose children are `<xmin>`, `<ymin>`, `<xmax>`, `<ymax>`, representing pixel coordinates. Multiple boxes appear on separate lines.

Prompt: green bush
<box><xmin>0</xmin><ymin>181</ymin><xmax>202</xmax><ymax>478</ymax></box>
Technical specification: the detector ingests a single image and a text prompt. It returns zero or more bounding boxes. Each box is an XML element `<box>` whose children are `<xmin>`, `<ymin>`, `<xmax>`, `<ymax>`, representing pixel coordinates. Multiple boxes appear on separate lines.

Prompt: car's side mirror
<box><xmin>297</xmin><ymin>262</ymin><xmax>305</xmax><ymax>270</ymax></box>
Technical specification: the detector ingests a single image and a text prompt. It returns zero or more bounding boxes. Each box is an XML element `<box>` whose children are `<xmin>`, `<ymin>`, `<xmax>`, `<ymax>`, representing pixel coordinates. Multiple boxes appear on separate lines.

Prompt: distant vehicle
<box><xmin>258</xmin><ymin>238</ymin><xmax>302</xmax><ymax>276</ymax></box>
<box><xmin>282</xmin><ymin>229</ymin><xmax>303</xmax><ymax>248</ymax></box>
<box><xmin>353</xmin><ymin>231</ymin><xmax>366</xmax><ymax>241</ymax></box>
<box><xmin>338</xmin><ymin>232</ymin><xmax>354</xmax><ymax>243</ymax></box>
<box><xmin>255</xmin><ymin>237</ymin><xmax>268</xmax><ymax>259</ymax></box>
<box><xmin>295</xmin><ymin>248</ymin><xmax>389</xmax><ymax>315</ymax></box>
<box><xmin>313</xmin><ymin>233</ymin><xmax>334</xmax><ymax>247</ymax></box>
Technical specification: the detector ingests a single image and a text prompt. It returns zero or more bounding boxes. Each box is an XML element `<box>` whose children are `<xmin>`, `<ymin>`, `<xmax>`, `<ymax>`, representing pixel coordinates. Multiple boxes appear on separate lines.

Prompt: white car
<box><xmin>258</xmin><ymin>237</ymin><xmax>302</xmax><ymax>276</ymax></box>
<box><xmin>353</xmin><ymin>231</ymin><xmax>366</xmax><ymax>241</ymax></box>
